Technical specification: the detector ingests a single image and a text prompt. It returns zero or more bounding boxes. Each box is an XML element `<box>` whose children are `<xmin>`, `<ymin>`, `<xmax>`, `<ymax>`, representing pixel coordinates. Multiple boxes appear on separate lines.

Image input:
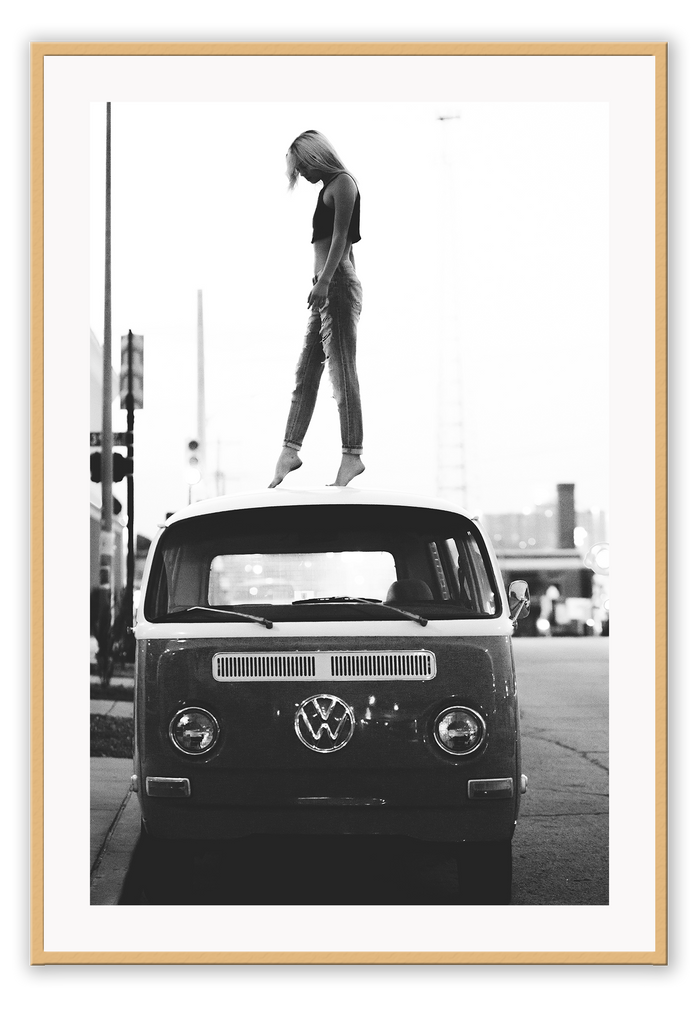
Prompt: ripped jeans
<box><xmin>283</xmin><ymin>260</ymin><xmax>363</xmax><ymax>455</ymax></box>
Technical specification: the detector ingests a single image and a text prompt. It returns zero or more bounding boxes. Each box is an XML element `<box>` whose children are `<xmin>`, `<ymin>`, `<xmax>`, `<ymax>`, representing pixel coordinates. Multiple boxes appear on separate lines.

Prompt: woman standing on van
<box><xmin>269</xmin><ymin>130</ymin><xmax>364</xmax><ymax>488</ymax></box>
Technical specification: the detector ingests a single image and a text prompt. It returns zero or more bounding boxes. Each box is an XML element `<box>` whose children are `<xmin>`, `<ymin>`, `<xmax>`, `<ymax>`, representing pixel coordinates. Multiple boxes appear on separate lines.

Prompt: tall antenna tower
<box><xmin>435</xmin><ymin>113</ymin><xmax>468</xmax><ymax>509</ymax></box>
<box><xmin>196</xmin><ymin>289</ymin><xmax>207</xmax><ymax>493</ymax></box>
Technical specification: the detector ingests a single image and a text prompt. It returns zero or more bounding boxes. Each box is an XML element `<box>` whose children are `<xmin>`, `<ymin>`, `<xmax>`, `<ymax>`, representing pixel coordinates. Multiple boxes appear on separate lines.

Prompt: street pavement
<box><xmin>90</xmin><ymin>673</ymin><xmax>139</xmax><ymax>905</ymax></box>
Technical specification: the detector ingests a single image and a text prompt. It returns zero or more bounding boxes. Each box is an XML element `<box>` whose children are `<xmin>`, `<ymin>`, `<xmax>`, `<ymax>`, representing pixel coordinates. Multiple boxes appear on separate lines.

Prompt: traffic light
<box><xmin>90</xmin><ymin>451</ymin><xmax>134</xmax><ymax>483</ymax></box>
<box><xmin>113</xmin><ymin>453</ymin><xmax>134</xmax><ymax>482</ymax></box>
<box><xmin>186</xmin><ymin>439</ymin><xmax>201</xmax><ymax>484</ymax></box>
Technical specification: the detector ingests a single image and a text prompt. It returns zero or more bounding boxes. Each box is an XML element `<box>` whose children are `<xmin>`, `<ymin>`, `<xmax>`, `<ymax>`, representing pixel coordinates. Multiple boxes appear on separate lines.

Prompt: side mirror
<box><xmin>508</xmin><ymin>580</ymin><xmax>531</xmax><ymax>623</ymax></box>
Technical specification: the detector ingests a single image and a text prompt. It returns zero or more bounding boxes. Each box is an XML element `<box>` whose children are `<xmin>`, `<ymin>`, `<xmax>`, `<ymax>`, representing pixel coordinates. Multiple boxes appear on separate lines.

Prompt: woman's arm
<box><xmin>308</xmin><ymin>174</ymin><xmax>357</xmax><ymax>307</ymax></box>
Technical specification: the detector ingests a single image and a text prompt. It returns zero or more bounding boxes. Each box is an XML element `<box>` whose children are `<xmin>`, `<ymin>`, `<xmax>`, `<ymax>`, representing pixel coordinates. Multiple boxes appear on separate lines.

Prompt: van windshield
<box><xmin>144</xmin><ymin>505</ymin><xmax>499</xmax><ymax>622</ymax></box>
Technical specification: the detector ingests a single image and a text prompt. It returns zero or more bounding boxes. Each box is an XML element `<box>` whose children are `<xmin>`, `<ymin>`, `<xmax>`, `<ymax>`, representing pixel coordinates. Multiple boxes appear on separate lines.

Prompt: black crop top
<box><xmin>311</xmin><ymin>173</ymin><xmax>361</xmax><ymax>244</ymax></box>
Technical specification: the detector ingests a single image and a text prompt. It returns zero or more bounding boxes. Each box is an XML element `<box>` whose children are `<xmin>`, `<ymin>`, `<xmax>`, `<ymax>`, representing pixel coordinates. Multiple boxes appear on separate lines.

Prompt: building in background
<box><xmin>483</xmin><ymin>502</ymin><xmax>607</xmax><ymax>554</ymax></box>
<box><xmin>483</xmin><ymin>484</ymin><xmax>610</xmax><ymax>637</ymax></box>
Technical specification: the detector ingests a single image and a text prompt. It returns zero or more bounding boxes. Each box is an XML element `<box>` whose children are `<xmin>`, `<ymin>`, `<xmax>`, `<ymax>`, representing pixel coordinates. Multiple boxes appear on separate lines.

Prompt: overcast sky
<box><xmin>90</xmin><ymin>100</ymin><xmax>608</xmax><ymax>539</ymax></box>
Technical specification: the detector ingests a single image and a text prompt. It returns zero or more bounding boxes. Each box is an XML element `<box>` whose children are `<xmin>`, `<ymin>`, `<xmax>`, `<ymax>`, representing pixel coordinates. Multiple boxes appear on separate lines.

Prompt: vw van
<box><xmin>133</xmin><ymin>488</ymin><xmax>529</xmax><ymax>903</ymax></box>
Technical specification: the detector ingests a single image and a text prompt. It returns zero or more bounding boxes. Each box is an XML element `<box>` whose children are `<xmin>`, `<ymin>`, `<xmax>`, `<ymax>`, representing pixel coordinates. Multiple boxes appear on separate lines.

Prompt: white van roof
<box><xmin>160</xmin><ymin>487</ymin><xmax>475</xmax><ymax>528</ymax></box>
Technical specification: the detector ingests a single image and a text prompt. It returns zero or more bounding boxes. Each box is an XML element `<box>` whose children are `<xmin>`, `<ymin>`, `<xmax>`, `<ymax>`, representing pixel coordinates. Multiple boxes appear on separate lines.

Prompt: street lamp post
<box><xmin>99</xmin><ymin>100</ymin><xmax>114</xmax><ymax>683</ymax></box>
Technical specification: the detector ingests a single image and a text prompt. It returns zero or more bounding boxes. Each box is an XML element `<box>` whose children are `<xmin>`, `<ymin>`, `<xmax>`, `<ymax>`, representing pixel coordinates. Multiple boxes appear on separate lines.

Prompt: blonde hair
<box><xmin>286</xmin><ymin>130</ymin><xmax>351</xmax><ymax>189</ymax></box>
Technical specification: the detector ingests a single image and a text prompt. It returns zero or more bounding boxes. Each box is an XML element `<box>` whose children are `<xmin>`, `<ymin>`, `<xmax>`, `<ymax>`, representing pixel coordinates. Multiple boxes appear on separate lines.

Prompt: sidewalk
<box><xmin>90</xmin><ymin>680</ymin><xmax>140</xmax><ymax>905</ymax></box>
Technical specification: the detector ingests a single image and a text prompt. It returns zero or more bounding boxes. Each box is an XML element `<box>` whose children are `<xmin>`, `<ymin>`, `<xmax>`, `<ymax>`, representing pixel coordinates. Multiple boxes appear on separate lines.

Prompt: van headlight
<box><xmin>169</xmin><ymin>707</ymin><xmax>220</xmax><ymax>755</ymax></box>
<box><xmin>433</xmin><ymin>707</ymin><xmax>485</xmax><ymax>756</ymax></box>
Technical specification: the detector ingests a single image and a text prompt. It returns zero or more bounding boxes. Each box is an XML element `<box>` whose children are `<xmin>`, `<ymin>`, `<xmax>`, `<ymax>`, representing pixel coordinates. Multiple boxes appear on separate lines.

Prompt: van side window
<box><xmin>450</xmin><ymin>532</ymin><xmax>495</xmax><ymax>610</ymax></box>
<box><xmin>445</xmin><ymin>536</ymin><xmax>496</xmax><ymax>615</ymax></box>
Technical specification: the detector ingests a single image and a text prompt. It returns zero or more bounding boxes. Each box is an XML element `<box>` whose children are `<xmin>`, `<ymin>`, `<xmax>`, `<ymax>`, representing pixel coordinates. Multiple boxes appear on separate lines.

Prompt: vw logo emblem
<box><xmin>295</xmin><ymin>694</ymin><xmax>355</xmax><ymax>753</ymax></box>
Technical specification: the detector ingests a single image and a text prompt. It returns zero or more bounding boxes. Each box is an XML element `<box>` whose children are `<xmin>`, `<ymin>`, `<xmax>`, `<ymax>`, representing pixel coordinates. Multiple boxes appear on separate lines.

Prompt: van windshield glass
<box><xmin>209</xmin><ymin>551</ymin><xmax>395</xmax><ymax>605</ymax></box>
<box><xmin>145</xmin><ymin>505</ymin><xmax>499</xmax><ymax>622</ymax></box>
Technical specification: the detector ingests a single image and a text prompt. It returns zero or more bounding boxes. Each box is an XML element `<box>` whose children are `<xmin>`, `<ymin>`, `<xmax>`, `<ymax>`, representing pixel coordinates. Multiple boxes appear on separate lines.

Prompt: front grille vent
<box><xmin>213</xmin><ymin>654</ymin><xmax>316</xmax><ymax>681</ymax></box>
<box><xmin>330</xmin><ymin>652</ymin><xmax>435</xmax><ymax>680</ymax></box>
<box><xmin>212</xmin><ymin>650</ymin><xmax>436</xmax><ymax>682</ymax></box>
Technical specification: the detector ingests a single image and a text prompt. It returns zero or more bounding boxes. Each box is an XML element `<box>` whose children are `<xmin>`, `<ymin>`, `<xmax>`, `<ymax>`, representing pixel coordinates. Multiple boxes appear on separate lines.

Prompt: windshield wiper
<box><xmin>166</xmin><ymin>606</ymin><xmax>273</xmax><ymax>629</ymax></box>
<box><xmin>293</xmin><ymin>596</ymin><xmax>428</xmax><ymax>626</ymax></box>
<box><xmin>372</xmin><ymin>600</ymin><xmax>429</xmax><ymax>627</ymax></box>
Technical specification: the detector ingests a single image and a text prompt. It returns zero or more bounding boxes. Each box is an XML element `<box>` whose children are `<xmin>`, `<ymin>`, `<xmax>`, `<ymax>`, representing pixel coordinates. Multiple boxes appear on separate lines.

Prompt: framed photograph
<box><xmin>29</xmin><ymin>41</ymin><xmax>667</xmax><ymax>966</ymax></box>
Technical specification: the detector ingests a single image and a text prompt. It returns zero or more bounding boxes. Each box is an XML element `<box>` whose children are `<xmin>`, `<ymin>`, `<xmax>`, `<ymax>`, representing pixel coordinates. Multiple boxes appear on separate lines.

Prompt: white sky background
<box><xmin>43</xmin><ymin>51</ymin><xmax>659</xmax><ymax>954</ymax></box>
<box><xmin>90</xmin><ymin>101</ymin><xmax>608</xmax><ymax>539</ymax></box>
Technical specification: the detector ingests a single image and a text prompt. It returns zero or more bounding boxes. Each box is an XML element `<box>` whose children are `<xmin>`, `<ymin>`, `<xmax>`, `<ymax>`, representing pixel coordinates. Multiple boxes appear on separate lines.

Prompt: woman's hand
<box><xmin>308</xmin><ymin>279</ymin><xmax>329</xmax><ymax>310</ymax></box>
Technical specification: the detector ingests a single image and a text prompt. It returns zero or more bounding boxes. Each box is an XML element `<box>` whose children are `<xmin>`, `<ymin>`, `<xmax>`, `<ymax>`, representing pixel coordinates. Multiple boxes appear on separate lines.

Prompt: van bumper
<box><xmin>139</xmin><ymin>798</ymin><xmax>517</xmax><ymax>843</ymax></box>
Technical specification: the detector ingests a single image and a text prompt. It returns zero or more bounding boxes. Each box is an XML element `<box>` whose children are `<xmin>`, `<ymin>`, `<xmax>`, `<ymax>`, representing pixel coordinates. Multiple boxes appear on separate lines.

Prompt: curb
<box><xmin>90</xmin><ymin>788</ymin><xmax>141</xmax><ymax>905</ymax></box>
<box><xmin>90</xmin><ymin>700</ymin><xmax>134</xmax><ymax>718</ymax></box>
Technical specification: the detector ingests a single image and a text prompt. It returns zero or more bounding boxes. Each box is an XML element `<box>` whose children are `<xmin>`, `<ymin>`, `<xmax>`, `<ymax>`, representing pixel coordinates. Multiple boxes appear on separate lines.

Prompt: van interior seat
<box><xmin>385</xmin><ymin>579</ymin><xmax>434</xmax><ymax>604</ymax></box>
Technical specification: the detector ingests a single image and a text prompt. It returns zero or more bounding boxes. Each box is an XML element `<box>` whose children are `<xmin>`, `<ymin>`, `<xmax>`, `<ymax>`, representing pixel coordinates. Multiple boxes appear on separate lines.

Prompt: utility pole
<box><xmin>99</xmin><ymin>100</ymin><xmax>114</xmax><ymax>678</ymax></box>
<box><xmin>197</xmin><ymin>289</ymin><xmax>206</xmax><ymax>490</ymax></box>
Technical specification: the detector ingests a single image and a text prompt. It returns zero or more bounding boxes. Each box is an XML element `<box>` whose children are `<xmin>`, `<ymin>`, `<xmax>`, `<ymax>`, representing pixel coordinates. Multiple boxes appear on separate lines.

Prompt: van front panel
<box><xmin>136</xmin><ymin>633</ymin><xmax>519</xmax><ymax>841</ymax></box>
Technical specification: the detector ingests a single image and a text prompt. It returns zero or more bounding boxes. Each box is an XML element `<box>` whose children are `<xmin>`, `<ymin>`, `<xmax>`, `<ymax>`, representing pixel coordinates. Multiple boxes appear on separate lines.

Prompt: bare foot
<box><xmin>269</xmin><ymin>448</ymin><xmax>302</xmax><ymax>487</ymax></box>
<box><xmin>329</xmin><ymin>454</ymin><xmax>365</xmax><ymax>487</ymax></box>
